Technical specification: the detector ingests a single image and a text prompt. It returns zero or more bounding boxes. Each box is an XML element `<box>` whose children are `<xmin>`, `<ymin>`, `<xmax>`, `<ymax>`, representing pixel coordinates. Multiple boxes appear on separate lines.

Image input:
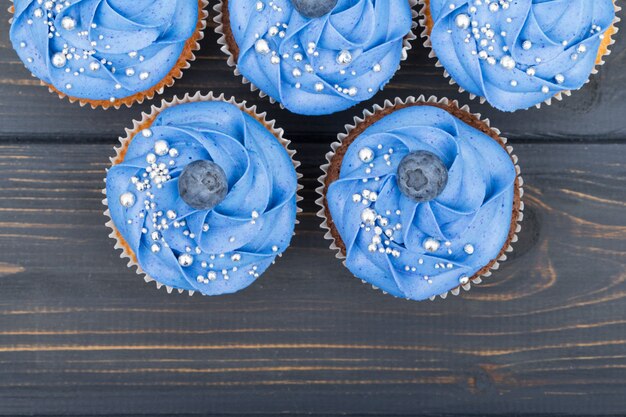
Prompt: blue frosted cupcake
<box><xmin>9</xmin><ymin>0</ymin><xmax>208</xmax><ymax>109</ymax></box>
<box><xmin>318</xmin><ymin>97</ymin><xmax>523</xmax><ymax>301</ymax></box>
<box><xmin>105</xmin><ymin>93</ymin><xmax>300</xmax><ymax>296</ymax></box>
<box><xmin>215</xmin><ymin>0</ymin><xmax>417</xmax><ymax>116</ymax></box>
<box><xmin>420</xmin><ymin>0</ymin><xmax>619</xmax><ymax>112</ymax></box>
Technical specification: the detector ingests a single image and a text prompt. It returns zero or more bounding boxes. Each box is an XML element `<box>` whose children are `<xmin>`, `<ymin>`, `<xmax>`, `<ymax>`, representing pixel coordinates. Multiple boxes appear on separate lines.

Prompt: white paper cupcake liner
<box><xmin>102</xmin><ymin>91</ymin><xmax>303</xmax><ymax>295</ymax></box>
<box><xmin>213</xmin><ymin>0</ymin><xmax>419</xmax><ymax>110</ymax></box>
<box><xmin>8</xmin><ymin>0</ymin><xmax>209</xmax><ymax>110</ymax></box>
<box><xmin>417</xmin><ymin>0</ymin><xmax>621</xmax><ymax>110</ymax></box>
<box><xmin>315</xmin><ymin>95</ymin><xmax>524</xmax><ymax>301</ymax></box>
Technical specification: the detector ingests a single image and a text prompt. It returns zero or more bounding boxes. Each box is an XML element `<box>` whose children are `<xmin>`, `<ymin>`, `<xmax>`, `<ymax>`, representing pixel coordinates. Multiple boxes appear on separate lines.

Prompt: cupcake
<box><xmin>9</xmin><ymin>0</ymin><xmax>208</xmax><ymax>109</ymax></box>
<box><xmin>104</xmin><ymin>93</ymin><xmax>300</xmax><ymax>296</ymax></box>
<box><xmin>215</xmin><ymin>0</ymin><xmax>417</xmax><ymax>116</ymax></box>
<box><xmin>419</xmin><ymin>0</ymin><xmax>619</xmax><ymax>112</ymax></box>
<box><xmin>318</xmin><ymin>96</ymin><xmax>523</xmax><ymax>301</ymax></box>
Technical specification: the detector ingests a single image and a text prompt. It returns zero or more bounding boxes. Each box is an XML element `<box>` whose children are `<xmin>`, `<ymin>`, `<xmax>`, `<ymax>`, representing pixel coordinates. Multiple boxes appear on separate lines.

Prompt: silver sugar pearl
<box><xmin>455</xmin><ymin>14</ymin><xmax>470</xmax><ymax>29</ymax></box>
<box><xmin>255</xmin><ymin>39</ymin><xmax>270</xmax><ymax>55</ymax></box>
<box><xmin>119</xmin><ymin>192</ymin><xmax>136</xmax><ymax>208</ymax></box>
<box><xmin>178</xmin><ymin>254</ymin><xmax>193</xmax><ymax>267</ymax></box>
<box><xmin>51</xmin><ymin>52</ymin><xmax>67</xmax><ymax>68</ymax></box>
<box><xmin>358</xmin><ymin>147</ymin><xmax>374</xmax><ymax>163</ymax></box>
<box><xmin>459</xmin><ymin>276</ymin><xmax>470</xmax><ymax>285</ymax></box>
<box><xmin>61</xmin><ymin>16</ymin><xmax>76</xmax><ymax>31</ymax></box>
<box><xmin>500</xmin><ymin>55</ymin><xmax>516</xmax><ymax>70</ymax></box>
<box><xmin>361</xmin><ymin>208</ymin><xmax>376</xmax><ymax>225</ymax></box>
<box><xmin>153</xmin><ymin>140</ymin><xmax>169</xmax><ymax>156</ymax></box>
<box><xmin>423</xmin><ymin>237</ymin><xmax>440</xmax><ymax>252</ymax></box>
<box><xmin>464</xmin><ymin>244</ymin><xmax>475</xmax><ymax>255</ymax></box>
<box><xmin>336</xmin><ymin>50</ymin><xmax>353</xmax><ymax>65</ymax></box>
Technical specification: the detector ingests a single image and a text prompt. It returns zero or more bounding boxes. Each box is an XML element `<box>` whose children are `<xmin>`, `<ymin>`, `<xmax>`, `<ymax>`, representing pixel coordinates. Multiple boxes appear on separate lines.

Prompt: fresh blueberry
<box><xmin>291</xmin><ymin>0</ymin><xmax>337</xmax><ymax>18</ymax></box>
<box><xmin>396</xmin><ymin>151</ymin><xmax>448</xmax><ymax>202</ymax></box>
<box><xmin>178</xmin><ymin>160</ymin><xmax>228</xmax><ymax>210</ymax></box>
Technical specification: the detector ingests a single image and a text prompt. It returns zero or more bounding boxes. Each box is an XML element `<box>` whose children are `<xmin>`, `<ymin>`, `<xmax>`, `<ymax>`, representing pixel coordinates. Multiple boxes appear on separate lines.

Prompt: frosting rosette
<box><xmin>10</xmin><ymin>0</ymin><xmax>202</xmax><ymax>106</ymax></box>
<box><xmin>426</xmin><ymin>0</ymin><xmax>616</xmax><ymax>112</ymax></box>
<box><xmin>106</xmin><ymin>99</ymin><xmax>298</xmax><ymax>296</ymax></box>
<box><xmin>323</xmin><ymin>102</ymin><xmax>519</xmax><ymax>301</ymax></box>
<box><xmin>223</xmin><ymin>0</ymin><xmax>414</xmax><ymax>115</ymax></box>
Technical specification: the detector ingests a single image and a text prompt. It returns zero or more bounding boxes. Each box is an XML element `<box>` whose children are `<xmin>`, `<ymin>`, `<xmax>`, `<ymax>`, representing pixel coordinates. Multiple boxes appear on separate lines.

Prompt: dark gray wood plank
<box><xmin>0</xmin><ymin>4</ymin><xmax>625</xmax><ymax>142</ymax></box>
<box><xmin>0</xmin><ymin>142</ymin><xmax>624</xmax><ymax>415</ymax></box>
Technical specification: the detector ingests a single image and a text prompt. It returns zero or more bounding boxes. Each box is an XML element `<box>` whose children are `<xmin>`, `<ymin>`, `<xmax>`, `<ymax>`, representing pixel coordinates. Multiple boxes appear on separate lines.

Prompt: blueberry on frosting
<box><xmin>226</xmin><ymin>0</ymin><xmax>413</xmax><ymax>115</ymax></box>
<box><xmin>106</xmin><ymin>101</ymin><xmax>298</xmax><ymax>296</ymax></box>
<box><xmin>396</xmin><ymin>151</ymin><xmax>448</xmax><ymax>203</ymax></box>
<box><xmin>291</xmin><ymin>0</ymin><xmax>338</xmax><ymax>18</ymax></box>
<box><xmin>179</xmin><ymin>161</ymin><xmax>228</xmax><ymax>211</ymax></box>
<box><xmin>325</xmin><ymin>104</ymin><xmax>518</xmax><ymax>300</ymax></box>
<box><xmin>10</xmin><ymin>0</ymin><xmax>200</xmax><ymax>105</ymax></box>
<box><xmin>427</xmin><ymin>0</ymin><xmax>616</xmax><ymax>112</ymax></box>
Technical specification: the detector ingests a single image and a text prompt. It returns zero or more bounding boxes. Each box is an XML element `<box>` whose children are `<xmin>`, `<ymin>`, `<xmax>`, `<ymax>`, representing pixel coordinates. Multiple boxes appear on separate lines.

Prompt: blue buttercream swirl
<box><xmin>429</xmin><ymin>0</ymin><xmax>615</xmax><ymax>112</ymax></box>
<box><xmin>326</xmin><ymin>105</ymin><xmax>516</xmax><ymax>300</ymax></box>
<box><xmin>106</xmin><ymin>101</ymin><xmax>298</xmax><ymax>296</ymax></box>
<box><xmin>10</xmin><ymin>0</ymin><xmax>198</xmax><ymax>102</ymax></box>
<box><xmin>228</xmin><ymin>0</ymin><xmax>413</xmax><ymax>116</ymax></box>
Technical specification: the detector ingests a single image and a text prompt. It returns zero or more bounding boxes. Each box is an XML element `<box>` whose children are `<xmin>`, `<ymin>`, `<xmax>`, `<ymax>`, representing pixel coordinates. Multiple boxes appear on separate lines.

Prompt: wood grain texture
<box><xmin>0</xmin><ymin>3</ymin><xmax>625</xmax><ymax>142</ymax></box>
<box><xmin>0</xmin><ymin>142</ymin><xmax>625</xmax><ymax>415</ymax></box>
<box><xmin>1</xmin><ymin>1</ymin><xmax>626</xmax><ymax>415</ymax></box>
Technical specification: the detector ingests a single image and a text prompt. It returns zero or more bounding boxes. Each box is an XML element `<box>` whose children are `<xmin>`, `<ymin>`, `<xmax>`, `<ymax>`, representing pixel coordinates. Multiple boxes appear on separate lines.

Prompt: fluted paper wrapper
<box><xmin>102</xmin><ymin>91</ymin><xmax>303</xmax><ymax>295</ymax></box>
<box><xmin>8</xmin><ymin>0</ymin><xmax>209</xmax><ymax>110</ymax></box>
<box><xmin>213</xmin><ymin>0</ymin><xmax>420</xmax><ymax>109</ymax></box>
<box><xmin>316</xmin><ymin>95</ymin><xmax>524</xmax><ymax>301</ymax></box>
<box><xmin>417</xmin><ymin>0</ymin><xmax>621</xmax><ymax>110</ymax></box>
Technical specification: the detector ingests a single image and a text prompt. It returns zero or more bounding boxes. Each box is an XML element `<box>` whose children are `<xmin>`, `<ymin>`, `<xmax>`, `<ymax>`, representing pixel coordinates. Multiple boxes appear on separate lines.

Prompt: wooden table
<box><xmin>0</xmin><ymin>4</ymin><xmax>625</xmax><ymax>416</ymax></box>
